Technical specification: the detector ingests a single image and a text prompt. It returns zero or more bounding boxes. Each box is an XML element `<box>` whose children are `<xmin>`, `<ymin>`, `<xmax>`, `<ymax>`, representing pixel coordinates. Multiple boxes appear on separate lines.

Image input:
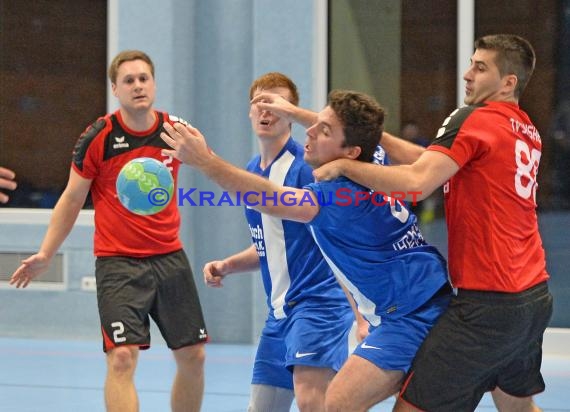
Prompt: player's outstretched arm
<box><xmin>250</xmin><ymin>93</ymin><xmax>318</xmax><ymax>128</ymax></box>
<box><xmin>161</xmin><ymin>122</ymin><xmax>320</xmax><ymax>223</ymax></box>
<box><xmin>204</xmin><ymin>245</ymin><xmax>260</xmax><ymax>288</ymax></box>
<box><xmin>10</xmin><ymin>169</ymin><xmax>92</xmax><ymax>288</ymax></box>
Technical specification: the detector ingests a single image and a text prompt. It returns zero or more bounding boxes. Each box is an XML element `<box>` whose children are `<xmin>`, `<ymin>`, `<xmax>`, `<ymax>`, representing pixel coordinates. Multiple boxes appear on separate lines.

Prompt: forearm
<box><xmin>290</xmin><ymin>106</ymin><xmax>318</xmax><ymax>128</ymax></box>
<box><xmin>199</xmin><ymin>156</ymin><xmax>317</xmax><ymax>222</ymax></box>
<box><xmin>338</xmin><ymin>150</ymin><xmax>457</xmax><ymax>202</ymax></box>
<box><xmin>39</xmin><ymin>194</ymin><xmax>84</xmax><ymax>259</ymax></box>
<box><xmin>161</xmin><ymin>122</ymin><xmax>317</xmax><ymax>220</ymax></box>
<box><xmin>381</xmin><ymin>132</ymin><xmax>425</xmax><ymax>165</ymax></box>
<box><xmin>200</xmin><ymin>155</ymin><xmax>283</xmax><ymax>215</ymax></box>
<box><xmin>223</xmin><ymin>245</ymin><xmax>260</xmax><ymax>274</ymax></box>
<box><xmin>339</xmin><ymin>161</ymin><xmax>424</xmax><ymax>200</ymax></box>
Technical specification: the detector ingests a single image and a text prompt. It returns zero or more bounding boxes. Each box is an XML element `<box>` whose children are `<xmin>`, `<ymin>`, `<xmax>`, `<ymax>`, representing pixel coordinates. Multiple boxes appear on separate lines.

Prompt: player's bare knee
<box><xmin>173</xmin><ymin>343</ymin><xmax>206</xmax><ymax>371</ymax></box>
<box><xmin>294</xmin><ymin>383</ymin><xmax>327</xmax><ymax>411</ymax></box>
<box><xmin>107</xmin><ymin>346</ymin><xmax>137</xmax><ymax>374</ymax></box>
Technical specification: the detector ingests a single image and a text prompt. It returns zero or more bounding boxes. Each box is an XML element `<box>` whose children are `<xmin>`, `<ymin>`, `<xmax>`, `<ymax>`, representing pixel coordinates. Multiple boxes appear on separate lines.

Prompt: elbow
<box><xmin>411</xmin><ymin>189</ymin><xmax>429</xmax><ymax>202</ymax></box>
<box><xmin>277</xmin><ymin>208</ymin><xmax>314</xmax><ymax>224</ymax></box>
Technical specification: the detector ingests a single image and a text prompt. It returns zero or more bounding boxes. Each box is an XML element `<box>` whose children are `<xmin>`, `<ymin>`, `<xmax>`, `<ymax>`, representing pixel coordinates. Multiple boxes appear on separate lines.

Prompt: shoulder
<box><xmin>274</xmin><ymin>139</ymin><xmax>314</xmax><ymax>185</ymax></box>
<box><xmin>73</xmin><ymin>115</ymin><xmax>111</xmax><ymax>165</ymax></box>
<box><xmin>72</xmin><ymin>115</ymin><xmax>111</xmax><ymax>171</ymax></box>
<box><xmin>78</xmin><ymin>115</ymin><xmax>110</xmax><ymax>144</ymax></box>
<box><xmin>430</xmin><ymin>104</ymin><xmax>488</xmax><ymax>150</ymax></box>
<box><xmin>437</xmin><ymin>104</ymin><xmax>484</xmax><ymax>136</ymax></box>
<box><xmin>246</xmin><ymin>155</ymin><xmax>261</xmax><ymax>172</ymax></box>
<box><xmin>287</xmin><ymin>152</ymin><xmax>314</xmax><ymax>188</ymax></box>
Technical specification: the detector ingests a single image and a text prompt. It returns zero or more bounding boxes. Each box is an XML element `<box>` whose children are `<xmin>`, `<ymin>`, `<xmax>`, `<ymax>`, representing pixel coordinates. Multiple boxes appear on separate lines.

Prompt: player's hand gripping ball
<box><xmin>116</xmin><ymin>157</ymin><xmax>174</xmax><ymax>215</ymax></box>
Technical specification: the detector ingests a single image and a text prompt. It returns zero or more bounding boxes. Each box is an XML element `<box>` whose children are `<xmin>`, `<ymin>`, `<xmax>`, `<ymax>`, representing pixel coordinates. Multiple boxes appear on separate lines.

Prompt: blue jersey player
<box><xmin>202</xmin><ymin>73</ymin><xmax>356</xmax><ymax>412</ymax></box>
<box><xmin>162</xmin><ymin>89</ymin><xmax>451</xmax><ymax>411</ymax></box>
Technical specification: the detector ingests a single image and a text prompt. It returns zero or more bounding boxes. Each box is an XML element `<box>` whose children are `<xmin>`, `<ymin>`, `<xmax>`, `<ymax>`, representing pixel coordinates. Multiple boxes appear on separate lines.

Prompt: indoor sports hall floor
<box><xmin>0</xmin><ymin>337</ymin><xmax>568</xmax><ymax>411</ymax></box>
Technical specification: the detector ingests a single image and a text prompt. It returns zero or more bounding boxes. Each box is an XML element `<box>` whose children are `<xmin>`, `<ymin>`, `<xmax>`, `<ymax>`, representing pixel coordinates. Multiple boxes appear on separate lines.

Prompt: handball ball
<box><xmin>116</xmin><ymin>157</ymin><xmax>174</xmax><ymax>215</ymax></box>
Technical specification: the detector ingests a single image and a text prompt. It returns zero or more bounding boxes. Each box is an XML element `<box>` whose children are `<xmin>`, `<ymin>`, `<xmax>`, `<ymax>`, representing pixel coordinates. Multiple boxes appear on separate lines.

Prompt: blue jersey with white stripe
<box><xmin>305</xmin><ymin>177</ymin><xmax>448</xmax><ymax>327</ymax></box>
<box><xmin>245</xmin><ymin>138</ymin><xmax>350</xmax><ymax>319</ymax></box>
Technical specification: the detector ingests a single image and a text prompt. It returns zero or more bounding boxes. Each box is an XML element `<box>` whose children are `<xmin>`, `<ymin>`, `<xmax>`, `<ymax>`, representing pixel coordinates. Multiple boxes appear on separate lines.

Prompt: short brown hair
<box><xmin>474</xmin><ymin>34</ymin><xmax>536</xmax><ymax>98</ymax></box>
<box><xmin>108</xmin><ymin>50</ymin><xmax>155</xmax><ymax>84</ymax></box>
<box><xmin>328</xmin><ymin>90</ymin><xmax>384</xmax><ymax>162</ymax></box>
<box><xmin>249</xmin><ymin>72</ymin><xmax>299</xmax><ymax>106</ymax></box>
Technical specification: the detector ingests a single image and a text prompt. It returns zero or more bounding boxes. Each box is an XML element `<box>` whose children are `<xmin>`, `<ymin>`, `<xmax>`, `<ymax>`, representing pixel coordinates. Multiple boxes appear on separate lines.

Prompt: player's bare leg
<box><xmin>248</xmin><ymin>385</ymin><xmax>295</xmax><ymax>412</ymax></box>
<box><xmin>492</xmin><ymin>388</ymin><xmax>542</xmax><ymax>412</ymax></box>
<box><xmin>171</xmin><ymin>343</ymin><xmax>206</xmax><ymax>412</ymax></box>
<box><xmin>293</xmin><ymin>365</ymin><xmax>336</xmax><ymax>411</ymax></box>
<box><xmin>325</xmin><ymin>355</ymin><xmax>403</xmax><ymax>412</ymax></box>
<box><xmin>105</xmin><ymin>345</ymin><xmax>139</xmax><ymax>412</ymax></box>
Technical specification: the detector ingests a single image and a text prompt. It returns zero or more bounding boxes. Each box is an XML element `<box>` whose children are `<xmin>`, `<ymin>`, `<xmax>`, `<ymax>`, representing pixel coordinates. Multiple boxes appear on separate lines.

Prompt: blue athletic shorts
<box><xmin>353</xmin><ymin>285</ymin><xmax>450</xmax><ymax>373</ymax></box>
<box><xmin>251</xmin><ymin>303</ymin><xmax>354</xmax><ymax>390</ymax></box>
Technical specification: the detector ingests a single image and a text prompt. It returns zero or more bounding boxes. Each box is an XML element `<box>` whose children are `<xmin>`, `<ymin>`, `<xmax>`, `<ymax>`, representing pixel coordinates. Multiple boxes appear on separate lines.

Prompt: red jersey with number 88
<box><xmin>428</xmin><ymin>101</ymin><xmax>549</xmax><ymax>292</ymax></box>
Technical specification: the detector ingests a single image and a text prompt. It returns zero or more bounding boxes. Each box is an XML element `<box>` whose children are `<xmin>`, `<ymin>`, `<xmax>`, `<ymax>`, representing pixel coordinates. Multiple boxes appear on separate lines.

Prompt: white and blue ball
<box><xmin>116</xmin><ymin>157</ymin><xmax>173</xmax><ymax>215</ymax></box>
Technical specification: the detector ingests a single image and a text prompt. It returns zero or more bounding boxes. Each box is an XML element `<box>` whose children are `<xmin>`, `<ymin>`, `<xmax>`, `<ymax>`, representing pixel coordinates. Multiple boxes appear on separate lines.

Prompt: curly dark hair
<box><xmin>327</xmin><ymin>90</ymin><xmax>384</xmax><ymax>162</ymax></box>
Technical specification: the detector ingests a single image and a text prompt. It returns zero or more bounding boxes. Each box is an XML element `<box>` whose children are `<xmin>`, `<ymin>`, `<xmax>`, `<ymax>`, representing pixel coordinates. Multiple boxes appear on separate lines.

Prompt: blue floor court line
<box><xmin>0</xmin><ymin>338</ymin><xmax>568</xmax><ymax>411</ymax></box>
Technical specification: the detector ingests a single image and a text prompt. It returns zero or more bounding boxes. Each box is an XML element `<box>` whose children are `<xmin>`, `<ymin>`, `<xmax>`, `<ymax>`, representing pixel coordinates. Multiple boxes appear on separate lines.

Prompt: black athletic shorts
<box><xmin>95</xmin><ymin>250</ymin><xmax>208</xmax><ymax>352</ymax></box>
<box><xmin>400</xmin><ymin>281</ymin><xmax>553</xmax><ymax>412</ymax></box>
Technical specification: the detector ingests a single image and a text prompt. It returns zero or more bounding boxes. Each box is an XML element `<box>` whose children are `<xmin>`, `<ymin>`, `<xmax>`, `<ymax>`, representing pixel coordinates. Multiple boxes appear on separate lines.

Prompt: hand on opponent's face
<box><xmin>250</xmin><ymin>92</ymin><xmax>295</xmax><ymax>122</ymax></box>
<box><xmin>160</xmin><ymin>122</ymin><xmax>215</xmax><ymax>168</ymax></box>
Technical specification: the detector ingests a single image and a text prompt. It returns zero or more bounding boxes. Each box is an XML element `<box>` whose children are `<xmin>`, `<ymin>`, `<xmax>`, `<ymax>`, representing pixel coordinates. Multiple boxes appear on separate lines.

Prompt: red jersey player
<box><xmin>10</xmin><ymin>50</ymin><xmax>208</xmax><ymax>412</ymax></box>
